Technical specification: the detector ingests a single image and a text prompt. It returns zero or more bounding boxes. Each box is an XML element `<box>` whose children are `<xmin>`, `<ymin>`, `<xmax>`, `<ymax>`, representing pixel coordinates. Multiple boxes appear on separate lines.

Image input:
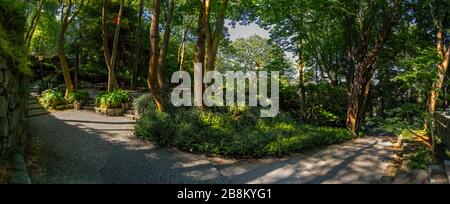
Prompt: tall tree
<box><xmin>102</xmin><ymin>0</ymin><xmax>124</xmax><ymax>92</ymax></box>
<box><xmin>57</xmin><ymin>0</ymin><xmax>85</xmax><ymax>97</ymax></box>
<box><xmin>25</xmin><ymin>0</ymin><xmax>45</xmax><ymax>49</ymax></box>
<box><xmin>131</xmin><ymin>0</ymin><xmax>144</xmax><ymax>90</ymax></box>
<box><xmin>346</xmin><ymin>0</ymin><xmax>402</xmax><ymax>133</ymax></box>
<box><xmin>204</xmin><ymin>0</ymin><xmax>229</xmax><ymax>72</ymax></box>
<box><xmin>427</xmin><ymin>0</ymin><xmax>450</xmax><ymax>129</ymax></box>
<box><xmin>147</xmin><ymin>0</ymin><xmax>175</xmax><ymax>112</ymax></box>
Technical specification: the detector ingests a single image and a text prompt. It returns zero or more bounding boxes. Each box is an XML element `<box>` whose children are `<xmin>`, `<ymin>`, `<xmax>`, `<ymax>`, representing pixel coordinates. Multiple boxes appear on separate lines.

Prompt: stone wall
<box><xmin>0</xmin><ymin>56</ymin><xmax>28</xmax><ymax>158</ymax></box>
<box><xmin>0</xmin><ymin>2</ymin><xmax>29</xmax><ymax>159</ymax></box>
<box><xmin>436</xmin><ymin>113</ymin><xmax>450</xmax><ymax>154</ymax></box>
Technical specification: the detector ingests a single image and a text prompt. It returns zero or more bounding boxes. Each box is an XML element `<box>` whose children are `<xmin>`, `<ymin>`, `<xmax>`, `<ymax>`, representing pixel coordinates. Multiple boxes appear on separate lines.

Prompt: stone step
<box><xmin>124</xmin><ymin>114</ymin><xmax>136</xmax><ymax>120</ymax></box>
<box><xmin>125</xmin><ymin>109</ymin><xmax>135</xmax><ymax>115</ymax></box>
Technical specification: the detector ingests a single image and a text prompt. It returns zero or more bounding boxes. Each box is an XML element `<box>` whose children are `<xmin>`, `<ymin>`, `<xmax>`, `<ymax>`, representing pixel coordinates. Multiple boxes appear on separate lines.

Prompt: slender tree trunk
<box><xmin>131</xmin><ymin>0</ymin><xmax>144</xmax><ymax>90</ymax></box>
<box><xmin>426</xmin><ymin>0</ymin><xmax>450</xmax><ymax>132</ymax></box>
<box><xmin>57</xmin><ymin>28</ymin><xmax>74</xmax><ymax>97</ymax></box>
<box><xmin>25</xmin><ymin>0</ymin><xmax>44</xmax><ymax>49</ymax></box>
<box><xmin>109</xmin><ymin>0</ymin><xmax>124</xmax><ymax>91</ymax></box>
<box><xmin>101</xmin><ymin>0</ymin><xmax>120</xmax><ymax>92</ymax></box>
<box><xmin>57</xmin><ymin>0</ymin><xmax>75</xmax><ymax>98</ymax></box>
<box><xmin>157</xmin><ymin>0</ymin><xmax>174</xmax><ymax>90</ymax></box>
<box><xmin>75</xmin><ymin>41</ymin><xmax>80</xmax><ymax>89</ymax></box>
<box><xmin>297</xmin><ymin>43</ymin><xmax>306</xmax><ymax>119</ymax></box>
<box><xmin>147</xmin><ymin>0</ymin><xmax>164</xmax><ymax>112</ymax></box>
<box><xmin>177</xmin><ymin>26</ymin><xmax>189</xmax><ymax>72</ymax></box>
<box><xmin>194</xmin><ymin>0</ymin><xmax>207</xmax><ymax>109</ymax></box>
<box><xmin>205</xmin><ymin>0</ymin><xmax>228</xmax><ymax>72</ymax></box>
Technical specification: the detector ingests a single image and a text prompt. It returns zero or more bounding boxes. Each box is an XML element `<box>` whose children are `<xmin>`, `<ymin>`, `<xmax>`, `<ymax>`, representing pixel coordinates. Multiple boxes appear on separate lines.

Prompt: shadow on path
<box><xmin>28</xmin><ymin>110</ymin><xmax>226</xmax><ymax>184</ymax></box>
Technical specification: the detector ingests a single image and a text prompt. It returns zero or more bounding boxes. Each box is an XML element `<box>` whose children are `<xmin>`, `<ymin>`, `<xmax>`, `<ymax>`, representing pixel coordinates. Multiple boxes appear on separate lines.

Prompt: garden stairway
<box><xmin>27</xmin><ymin>83</ymin><xmax>48</xmax><ymax>118</ymax></box>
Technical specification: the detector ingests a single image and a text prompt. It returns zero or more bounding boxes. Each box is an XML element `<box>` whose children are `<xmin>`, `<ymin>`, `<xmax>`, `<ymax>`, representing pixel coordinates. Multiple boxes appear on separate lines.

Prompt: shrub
<box><xmin>133</xmin><ymin>94</ymin><xmax>156</xmax><ymax>116</ymax></box>
<box><xmin>403</xmin><ymin>147</ymin><xmax>433</xmax><ymax>170</ymax></box>
<box><xmin>95</xmin><ymin>89</ymin><xmax>130</xmax><ymax>109</ymax></box>
<box><xmin>135</xmin><ymin>107</ymin><xmax>354</xmax><ymax>157</ymax></box>
<box><xmin>66</xmin><ymin>90</ymin><xmax>89</xmax><ymax>104</ymax></box>
<box><xmin>39</xmin><ymin>89</ymin><xmax>65</xmax><ymax>108</ymax></box>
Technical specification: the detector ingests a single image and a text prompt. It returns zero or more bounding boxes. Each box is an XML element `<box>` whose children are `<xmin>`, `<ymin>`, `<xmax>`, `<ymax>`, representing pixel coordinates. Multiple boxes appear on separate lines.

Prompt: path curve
<box><xmin>28</xmin><ymin>110</ymin><xmax>396</xmax><ymax>184</ymax></box>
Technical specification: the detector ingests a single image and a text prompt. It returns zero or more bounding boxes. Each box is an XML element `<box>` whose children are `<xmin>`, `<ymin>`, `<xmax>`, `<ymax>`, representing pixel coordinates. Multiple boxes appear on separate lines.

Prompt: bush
<box><xmin>403</xmin><ymin>147</ymin><xmax>433</xmax><ymax>170</ymax></box>
<box><xmin>135</xmin><ymin>107</ymin><xmax>354</xmax><ymax>157</ymax></box>
<box><xmin>133</xmin><ymin>94</ymin><xmax>156</xmax><ymax>116</ymax></box>
<box><xmin>66</xmin><ymin>90</ymin><xmax>89</xmax><ymax>104</ymax></box>
<box><xmin>39</xmin><ymin>89</ymin><xmax>65</xmax><ymax>108</ymax></box>
<box><xmin>303</xmin><ymin>82</ymin><xmax>348</xmax><ymax>127</ymax></box>
<box><xmin>95</xmin><ymin>89</ymin><xmax>130</xmax><ymax>109</ymax></box>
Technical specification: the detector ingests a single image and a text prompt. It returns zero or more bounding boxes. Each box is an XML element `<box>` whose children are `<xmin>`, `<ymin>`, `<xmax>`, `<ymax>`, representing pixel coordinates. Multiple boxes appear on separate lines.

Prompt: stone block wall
<box><xmin>0</xmin><ymin>2</ymin><xmax>29</xmax><ymax>159</ymax></box>
<box><xmin>0</xmin><ymin>56</ymin><xmax>28</xmax><ymax>158</ymax></box>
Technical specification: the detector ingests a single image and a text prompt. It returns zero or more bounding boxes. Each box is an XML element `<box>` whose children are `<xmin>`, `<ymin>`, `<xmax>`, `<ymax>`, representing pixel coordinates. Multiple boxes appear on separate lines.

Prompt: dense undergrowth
<box><xmin>134</xmin><ymin>96</ymin><xmax>354</xmax><ymax>157</ymax></box>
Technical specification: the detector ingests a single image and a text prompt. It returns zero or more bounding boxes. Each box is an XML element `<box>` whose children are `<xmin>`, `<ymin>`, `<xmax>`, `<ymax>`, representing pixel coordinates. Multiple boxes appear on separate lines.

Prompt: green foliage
<box><xmin>39</xmin><ymin>89</ymin><xmax>66</xmax><ymax>108</ymax></box>
<box><xmin>216</xmin><ymin>35</ymin><xmax>292</xmax><ymax>75</ymax></box>
<box><xmin>135</xmin><ymin>107</ymin><xmax>354</xmax><ymax>157</ymax></box>
<box><xmin>133</xmin><ymin>94</ymin><xmax>156</xmax><ymax>116</ymax></box>
<box><xmin>66</xmin><ymin>90</ymin><xmax>89</xmax><ymax>104</ymax></box>
<box><xmin>403</xmin><ymin>147</ymin><xmax>433</xmax><ymax>170</ymax></box>
<box><xmin>0</xmin><ymin>0</ymin><xmax>30</xmax><ymax>75</ymax></box>
<box><xmin>369</xmin><ymin>103</ymin><xmax>425</xmax><ymax>134</ymax></box>
<box><xmin>95</xmin><ymin>89</ymin><xmax>130</xmax><ymax>108</ymax></box>
<box><xmin>395</xmin><ymin>47</ymin><xmax>442</xmax><ymax>96</ymax></box>
<box><xmin>303</xmin><ymin>83</ymin><xmax>348</xmax><ymax>127</ymax></box>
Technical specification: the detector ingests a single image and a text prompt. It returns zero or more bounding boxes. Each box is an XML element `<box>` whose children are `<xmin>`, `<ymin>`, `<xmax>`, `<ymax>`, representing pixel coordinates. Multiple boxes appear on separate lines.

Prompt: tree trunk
<box><xmin>205</xmin><ymin>0</ymin><xmax>228</xmax><ymax>72</ymax></box>
<box><xmin>346</xmin><ymin>0</ymin><xmax>400</xmax><ymax>133</ymax></box>
<box><xmin>177</xmin><ymin>26</ymin><xmax>189</xmax><ymax>73</ymax></box>
<box><xmin>131</xmin><ymin>0</ymin><xmax>144</xmax><ymax>90</ymax></box>
<box><xmin>147</xmin><ymin>0</ymin><xmax>164</xmax><ymax>112</ymax></box>
<box><xmin>101</xmin><ymin>0</ymin><xmax>120</xmax><ymax>92</ymax></box>
<box><xmin>157</xmin><ymin>0</ymin><xmax>174</xmax><ymax>90</ymax></box>
<box><xmin>57</xmin><ymin>28</ymin><xmax>74</xmax><ymax>97</ymax></box>
<box><xmin>194</xmin><ymin>0</ymin><xmax>207</xmax><ymax>108</ymax></box>
<box><xmin>25</xmin><ymin>0</ymin><xmax>44</xmax><ymax>49</ymax></box>
<box><xmin>75</xmin><ymin>40</ymin><xmax>80</xmax><ymax>89</ymax></box>
<box><xmin>297</xmin><ymin>43</ymin><xmax>306</xmax><ymax>119</ymax></box>
<box><xmin>109</xmin><ymin>0</ymin><xmax>124</xmax><ymax>91</ymax></box>
<box><xmin>356</xmin><ymin>74</ymin><xmax>373</xmax><ymax>131</ymax></box>
<box><xmin>57</xmin><ymin>0</ymin><xmax>75</xmax><ymax>98</ymax></box>
<box><xmin>425</xmin><ymin>0</ymin><xmax>450</xmax><ymax>132</ymax></box>
<box><xmin>429</xmin><ymin>54</ymin><xmax>450</xmax><ymax>113</ymax></box>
